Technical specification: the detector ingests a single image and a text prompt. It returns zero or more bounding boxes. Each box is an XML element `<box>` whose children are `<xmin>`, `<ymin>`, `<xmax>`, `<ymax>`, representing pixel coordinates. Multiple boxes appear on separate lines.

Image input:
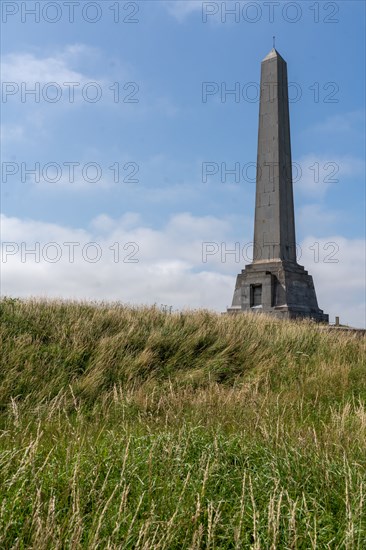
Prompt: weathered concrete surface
<box><xmin>228</xmin><ymin>260</ymin><xmax>328</xmax><ymax>322</ymax></box>
<box><xmin>228</xmin><ymin>49</ymin><xmax>328</xmax><ymax>323</ymax></box>
<box><xmin>253</xmin><ymin>48</ymin><xmax>296</xmax><ymax>263</ymax></box>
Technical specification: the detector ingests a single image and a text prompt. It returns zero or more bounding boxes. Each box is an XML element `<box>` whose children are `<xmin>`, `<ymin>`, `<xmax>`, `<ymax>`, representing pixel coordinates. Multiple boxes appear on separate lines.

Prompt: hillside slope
<box><xmin>0</xmin><ymin>298</ymin><xmax>365</xmax><ymax>548</ymax></box>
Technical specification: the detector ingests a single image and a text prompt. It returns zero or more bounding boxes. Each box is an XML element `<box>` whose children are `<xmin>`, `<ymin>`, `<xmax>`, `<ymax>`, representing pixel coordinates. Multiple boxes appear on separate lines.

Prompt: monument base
<box><xmin>227</xmin><ymin>260</ymin><xmax>328</xmax><ymax>323</ymax></box>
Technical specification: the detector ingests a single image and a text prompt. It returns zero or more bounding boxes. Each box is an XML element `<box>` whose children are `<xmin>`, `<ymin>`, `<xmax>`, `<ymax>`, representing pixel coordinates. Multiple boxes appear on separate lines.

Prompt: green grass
<box><xmin>0</xmin><ymin>297</ymin><xmax>365</xmax><ymax>548</ymax></box>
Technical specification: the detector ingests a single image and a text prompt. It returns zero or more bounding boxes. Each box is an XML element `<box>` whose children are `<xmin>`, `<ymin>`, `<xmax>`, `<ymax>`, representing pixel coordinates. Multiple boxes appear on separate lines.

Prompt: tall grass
<box><xmin>0</xmin><ymin>298</ymin><xmax>365</xmax><ymax>548</ymax></box>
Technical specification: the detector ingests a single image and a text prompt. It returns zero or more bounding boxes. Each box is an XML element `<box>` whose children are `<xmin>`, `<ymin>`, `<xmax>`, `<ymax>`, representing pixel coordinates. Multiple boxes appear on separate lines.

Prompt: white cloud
<box><xmin>90</xmin><ymin>213</ymin><xmax>142</xmax><ymax>233</ymax></box>
<box><xmin>1</xmin><ymin>44</ymin><xmax>178</xmax><ymax>149</ymax></box>
<box><xmin>154</xmin><ymin>96</ymin><xmax>180</xmax><ymax>117</ymax></box>
<box><xmin>310</xmin><ymin>110</ymin><xmax>365</xmax><ymax>136</ymax></box>
<box><xmin>0</xmin><ymin>124</ymin><xmax>25</xmax><ymax>144</ymax></box>
<box><xmin>2</xmin><ymin>53</ymin><xmax>85</xmax><ymax>86</ymax></box>
<box><xmin>300</xmin><ymin>236</ymin><xmax>366</xmax><ymax>328</ymax></box>
<box><xmin>294</xmin><ymin>154</ymin><xmax>365</xmax><ymax>198</ymax></box>
<box><xmin>0</xmin><ymin>44</ymin><xmax>135</xmax><ymax>116</ymax></box>
<box><xmin>1</xmin><ymin>214</ymin><xmax>89</xmax><ymax>243</ymax></box>
<box><xmin>297</xmin><ymin>203</ymin><xmax>339</xmax><ymax>234</ymax></box>
<box><xmin>161</xmin><ymin>0</ymin><xmax>203</xmax><ymax>21</ymax></box>
<box><xmin>0</xmin><ymin>212</ymin><xmax>233</xmax><ymax>311</ymax></box>
<box><xmin>160</xmin><ymin>1</ymin><xmax>255</xmax><ymax>24</ymax></box>
<box><xmin>1</xmin><ymin>45</ymin><xmax>107</xmax><ymax>146</ymax></box>
<box><xmin>1</xmin><ymin>44</ymin><xmax>99</xmax><ymax>85</ymax></box>
<box><xmin>1</xmin><ymin>213</ymin><xmax>365</xmax><ymax>327</ymax></box>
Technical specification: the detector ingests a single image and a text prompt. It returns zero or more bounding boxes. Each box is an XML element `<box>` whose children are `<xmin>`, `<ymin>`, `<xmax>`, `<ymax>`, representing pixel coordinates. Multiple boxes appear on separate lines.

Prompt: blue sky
<box><xmin>1</xmin><ymin>0</ymin><xmax>365</xmax><ymax>326</ymax></box>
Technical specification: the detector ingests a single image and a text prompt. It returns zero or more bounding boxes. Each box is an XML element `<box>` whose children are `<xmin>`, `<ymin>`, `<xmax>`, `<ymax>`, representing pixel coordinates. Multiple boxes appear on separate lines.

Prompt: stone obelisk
<box><xmin>228</xmin><ymin>48</ymin><xmax>328</xmax><ymax>322</ymax></box>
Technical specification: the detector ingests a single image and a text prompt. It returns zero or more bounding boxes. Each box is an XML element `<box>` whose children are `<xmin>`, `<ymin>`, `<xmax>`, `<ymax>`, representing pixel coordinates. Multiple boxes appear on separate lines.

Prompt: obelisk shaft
<box><xmin>228</xmin><ymin>48</ymin><xmax>327</xmax><ymax>322</ymax></box>
<box><xmin>253</xmin><ymin>49</ymin><xmax>296</xmax><ymax>263</ymax></box>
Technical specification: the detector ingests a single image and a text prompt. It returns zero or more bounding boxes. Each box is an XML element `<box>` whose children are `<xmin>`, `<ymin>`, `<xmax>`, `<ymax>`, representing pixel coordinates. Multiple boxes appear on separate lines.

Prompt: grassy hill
<box><xmin>1</xmin><ymin>298</ymin><xmax>365</xmax><ymax>548</ymax></box>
